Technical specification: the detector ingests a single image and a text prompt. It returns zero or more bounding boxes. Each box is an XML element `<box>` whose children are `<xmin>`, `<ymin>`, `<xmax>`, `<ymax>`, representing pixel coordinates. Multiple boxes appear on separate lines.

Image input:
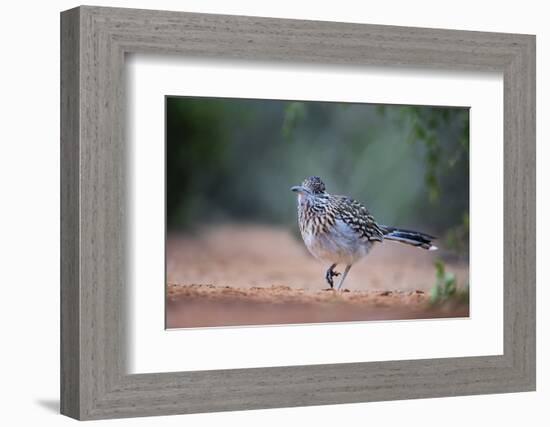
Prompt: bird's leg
<box><xmin>336</xmin><ymin>264</ymin><xmax>352</xmax><ymax>292</ymax></box>
<box><xmin>324</xmin><ymin>263</ymin><xmax>340</xmax><ymax>290</ymax></box>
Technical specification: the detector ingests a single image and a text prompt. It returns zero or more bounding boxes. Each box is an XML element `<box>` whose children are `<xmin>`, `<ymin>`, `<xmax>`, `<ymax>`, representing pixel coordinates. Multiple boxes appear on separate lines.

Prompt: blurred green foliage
<box><xmin>430</xmin><ymin>260</ymin><xmax>457</xmax><ymax>303</ymax></box>
<box><xmin>393</xmin><ymin>106</ymin><xmax>469</xmax><ymax>204</ymax></box>
<box><xmin>282</xmin><ymin>102</ymin><xmax>307</xmax><ymax>142</ymax></box>
<box><xmin>430</xmin><ymin>260</ymin><xmax>469</xmax><ymax>305</ymax></box>
<box><xmin>166</xmin><ymin>96</ymin><xmax>469</xmax><ymax>257</ymax></box>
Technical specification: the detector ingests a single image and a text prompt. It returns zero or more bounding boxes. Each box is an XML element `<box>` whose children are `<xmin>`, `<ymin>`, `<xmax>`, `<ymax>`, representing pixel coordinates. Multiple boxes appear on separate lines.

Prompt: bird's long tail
<box><xmin>381</xmin><ymin>226</ymin><xmax>438</xmax><ymax>250</ymax></box>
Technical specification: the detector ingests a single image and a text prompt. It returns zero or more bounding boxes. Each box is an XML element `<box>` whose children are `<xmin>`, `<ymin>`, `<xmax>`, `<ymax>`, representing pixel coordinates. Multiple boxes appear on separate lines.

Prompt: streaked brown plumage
<box><xmin>291</xmin><ymin>176</ymin><xmax>437</xmax><ymax>290</ymax></box>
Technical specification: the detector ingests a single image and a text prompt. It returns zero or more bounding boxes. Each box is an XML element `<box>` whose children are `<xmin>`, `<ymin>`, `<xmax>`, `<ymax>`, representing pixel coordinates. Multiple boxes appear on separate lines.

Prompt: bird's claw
<box><xmin>325</xmin><ymin>267</ymin><xmax>341</xmax><ymax>288</ymax></box>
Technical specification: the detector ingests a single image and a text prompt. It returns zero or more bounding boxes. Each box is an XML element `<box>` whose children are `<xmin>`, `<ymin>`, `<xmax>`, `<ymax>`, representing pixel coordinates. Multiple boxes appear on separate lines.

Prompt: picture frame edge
<box><xmin>60</xmin><ymin>5</ymin><xmax>536</xmax><ymax>420</ymax></box>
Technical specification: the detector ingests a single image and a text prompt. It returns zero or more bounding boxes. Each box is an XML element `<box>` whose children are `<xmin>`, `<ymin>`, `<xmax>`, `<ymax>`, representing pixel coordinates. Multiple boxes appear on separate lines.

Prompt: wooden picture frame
<box><xmin>60</xmin><ymin>5</ymin><xmax>536</xmax><ymax>420</ymax></box>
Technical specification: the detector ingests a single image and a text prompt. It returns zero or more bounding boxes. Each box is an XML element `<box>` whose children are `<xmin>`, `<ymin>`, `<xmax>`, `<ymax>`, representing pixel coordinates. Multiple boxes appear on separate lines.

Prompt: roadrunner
<box><xmin>291</xmin><ymin>176</ymin><xmax>437</xmax><ymax>291</ymax></box>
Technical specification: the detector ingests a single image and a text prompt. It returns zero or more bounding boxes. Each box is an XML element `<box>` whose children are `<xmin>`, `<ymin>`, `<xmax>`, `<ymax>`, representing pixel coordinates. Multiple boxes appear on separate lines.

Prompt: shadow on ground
<box><xmin>35</xmin><ymin>399</ymin><xmax>59</xmax><ymax>414</ymax></box>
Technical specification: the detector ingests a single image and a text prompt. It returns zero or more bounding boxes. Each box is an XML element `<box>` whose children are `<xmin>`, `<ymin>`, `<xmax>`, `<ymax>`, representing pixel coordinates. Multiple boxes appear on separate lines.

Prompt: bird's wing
<box><xmin>331</xmin><ymin>195</ymin><xmax>384</xmax><ymax>242</ymax></box>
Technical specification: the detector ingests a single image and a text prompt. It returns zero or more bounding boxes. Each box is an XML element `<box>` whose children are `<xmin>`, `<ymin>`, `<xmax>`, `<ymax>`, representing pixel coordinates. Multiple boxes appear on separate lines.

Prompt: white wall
<box><xmin>0</xmin><ymin>0</ymin><xmax>546</xmax><ymax>425</ymax></box>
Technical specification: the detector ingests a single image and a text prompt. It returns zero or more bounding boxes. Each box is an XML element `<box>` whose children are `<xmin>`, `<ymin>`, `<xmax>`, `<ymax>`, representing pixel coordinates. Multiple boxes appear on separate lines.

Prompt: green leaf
<box><xmin>435</xmin><ymin>260</ymin><xmax>445</xmax><ymax>280</ymax></box>
<box><xmin>430</xmin><ymin>260</ymin><xmax>459</xmax><ymax>304</ymax></box>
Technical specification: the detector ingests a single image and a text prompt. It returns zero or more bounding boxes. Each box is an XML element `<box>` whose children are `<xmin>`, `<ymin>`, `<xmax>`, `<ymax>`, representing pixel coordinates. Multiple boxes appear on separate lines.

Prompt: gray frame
<box><xmin>61</xmin><ymin>5</ymin><xmax>536</xmax><ymax>420</ymax></box>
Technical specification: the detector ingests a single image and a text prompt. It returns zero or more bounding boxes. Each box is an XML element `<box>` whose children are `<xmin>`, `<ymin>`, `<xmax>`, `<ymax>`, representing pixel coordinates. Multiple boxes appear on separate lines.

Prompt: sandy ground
<box><xmin>167</xmin><ymin>225</ymin><xmax>469</xmax><ymax>328</ymax></box>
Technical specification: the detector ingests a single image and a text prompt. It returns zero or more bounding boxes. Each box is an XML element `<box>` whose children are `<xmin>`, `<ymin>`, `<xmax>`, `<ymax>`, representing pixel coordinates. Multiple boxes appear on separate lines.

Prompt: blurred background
<box><xmin>165</xmin><ymin>96</ymin><xmax>470</xmax><ymax>328</ymax></box>
<box><xmin>166</xmin><ymin>96</ymin><xmax>469</xmax><ymax>257</ymax></box>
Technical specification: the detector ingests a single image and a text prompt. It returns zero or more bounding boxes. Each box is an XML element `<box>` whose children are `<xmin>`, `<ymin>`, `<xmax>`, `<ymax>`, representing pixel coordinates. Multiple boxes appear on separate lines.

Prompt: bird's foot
<box><xmin>325</xmin><ymin>267</ymin><xmax>340</xmax><ymax>288</ymax></box>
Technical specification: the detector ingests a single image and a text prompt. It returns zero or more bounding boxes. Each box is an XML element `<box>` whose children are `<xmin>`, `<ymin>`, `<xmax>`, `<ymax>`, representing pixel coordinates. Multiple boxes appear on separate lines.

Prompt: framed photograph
<box><xmin>164</xmin><ymin>97</ymin><xmax>469</xmax><ymax>329</ymax></box>
<box><xmin>60</xmin><ymin>6</ymin><xmax>535</xmax><ymax>420</ymax></box>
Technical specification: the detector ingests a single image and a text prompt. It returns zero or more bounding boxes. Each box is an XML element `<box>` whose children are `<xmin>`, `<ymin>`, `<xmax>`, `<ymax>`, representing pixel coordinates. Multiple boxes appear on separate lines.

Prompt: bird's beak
<box><xmin>291</xmin><ymin>185</ymin><xmax>305</xmax><ymax>193</ymax></box>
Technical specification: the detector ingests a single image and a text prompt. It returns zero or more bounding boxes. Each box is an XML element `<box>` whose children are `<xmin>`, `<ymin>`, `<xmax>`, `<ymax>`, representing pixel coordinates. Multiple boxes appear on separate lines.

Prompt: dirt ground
<box><xmin>166</xmin><ymin>225</ymin><xmax>469</xmax><ymax>328</ymax></box>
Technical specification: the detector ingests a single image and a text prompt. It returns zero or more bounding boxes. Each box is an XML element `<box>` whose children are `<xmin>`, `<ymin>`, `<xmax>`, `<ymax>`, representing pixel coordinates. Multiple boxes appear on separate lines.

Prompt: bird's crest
<box><xmin>302</xmin><ymin>176</ymin><xmax>326</xmax><ymax>194</ymax></box>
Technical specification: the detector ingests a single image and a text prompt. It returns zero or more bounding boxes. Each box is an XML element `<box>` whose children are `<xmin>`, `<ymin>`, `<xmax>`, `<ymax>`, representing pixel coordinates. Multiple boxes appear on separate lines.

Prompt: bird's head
<box><xmin>291</xmin><ymin>176</ymin><xmax>327</xmax><ymax>203</ymax></box>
